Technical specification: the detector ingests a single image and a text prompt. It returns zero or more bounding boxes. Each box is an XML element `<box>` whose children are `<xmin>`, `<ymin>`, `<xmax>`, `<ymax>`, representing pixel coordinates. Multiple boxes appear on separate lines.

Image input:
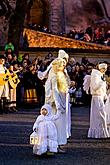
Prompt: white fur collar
<box><xmin>91</xmin><ymin>69</ymin><xmax>103</xmax><ymax>76</ymax></box>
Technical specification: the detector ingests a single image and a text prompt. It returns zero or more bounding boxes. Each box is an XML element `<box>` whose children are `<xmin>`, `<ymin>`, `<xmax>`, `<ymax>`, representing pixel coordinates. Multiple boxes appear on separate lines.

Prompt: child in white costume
<box><xmin>33</xmin><ymin>104</ymin><xmax>60</xmax><ymax>155</ymax></box>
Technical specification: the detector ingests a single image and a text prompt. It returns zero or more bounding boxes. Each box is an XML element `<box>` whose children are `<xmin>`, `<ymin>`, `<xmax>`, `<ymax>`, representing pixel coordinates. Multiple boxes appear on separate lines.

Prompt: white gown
<box><xmin>88</xmin><ymin>69</ymin><xmax>109</xmax><ymax>138</ymax></box>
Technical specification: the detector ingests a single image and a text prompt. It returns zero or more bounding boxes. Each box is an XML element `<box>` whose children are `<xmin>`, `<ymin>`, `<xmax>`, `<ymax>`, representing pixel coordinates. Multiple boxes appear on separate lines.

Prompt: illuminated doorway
<box><xmin>25</xmin><ymin>0</ymin><xmax>49</xmax><ymax>29</ymax></box>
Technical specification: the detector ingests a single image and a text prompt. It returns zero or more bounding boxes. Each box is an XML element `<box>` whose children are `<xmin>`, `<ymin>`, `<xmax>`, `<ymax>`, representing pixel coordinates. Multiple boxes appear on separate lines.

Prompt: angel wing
<box><xmin>83</xmin><ymin>75</ymin><xmax>91</xmax><ymax>94</ymax></box>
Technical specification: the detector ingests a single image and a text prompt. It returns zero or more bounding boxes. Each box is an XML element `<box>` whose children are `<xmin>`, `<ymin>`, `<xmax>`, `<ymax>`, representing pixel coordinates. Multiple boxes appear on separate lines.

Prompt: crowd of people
<box><xmin>1</xmin><ymin>42</ymin><xmax>110</xmax><ymax>110</ymax></box>
<box><xmin>27</xmin><ymin>24</ymin><xmax>110</xmax><ymax>46</ymax></box>
<box><xmin>1</xmin><ymin>42</ymin><xmax>110</xmax><ymax>156</ymax></box>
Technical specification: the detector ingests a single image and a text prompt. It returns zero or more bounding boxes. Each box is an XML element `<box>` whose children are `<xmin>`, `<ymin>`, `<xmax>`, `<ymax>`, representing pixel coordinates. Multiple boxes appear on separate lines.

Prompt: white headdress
<box><xmin>98</xmin><ymin>63</ymin><xmax>107</xmax><ymax>70</ymax></box>
<box><xmin>58</xmin><ymin>50</ymin><xmax>69</xmax><ymax>61</ymax></box>
<box><xmin>41</xmin><ymin>104</ymin><xmax>52</xmax><ymax>115</ymax></box>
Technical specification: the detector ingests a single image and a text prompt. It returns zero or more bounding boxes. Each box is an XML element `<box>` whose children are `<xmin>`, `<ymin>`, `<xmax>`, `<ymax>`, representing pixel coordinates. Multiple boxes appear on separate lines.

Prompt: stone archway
<box><xmin>25</xmin><ymin>0</ymin><xmax>49</xmax><ymax>28</ymax></box>
<box><xmin>23</xmin><ymin>0</ymin><xmax>110</xmax><ymax>34</ymax></box>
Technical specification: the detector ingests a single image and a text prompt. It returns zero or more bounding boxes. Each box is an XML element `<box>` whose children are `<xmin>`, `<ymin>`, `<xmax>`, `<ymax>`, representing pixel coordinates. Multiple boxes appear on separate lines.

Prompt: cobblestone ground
<box><xmin>0</xmin><ymin>105</ymin><xmax>110</xmax><ymax>165</ymax></box>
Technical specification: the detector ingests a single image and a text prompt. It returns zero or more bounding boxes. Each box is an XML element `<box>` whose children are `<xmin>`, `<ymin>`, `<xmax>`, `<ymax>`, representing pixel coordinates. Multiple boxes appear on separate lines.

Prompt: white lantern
<box><xmin>30</xmin><ymin>131</ymin><xmax>39</xmax><ymax>145</ymax></box>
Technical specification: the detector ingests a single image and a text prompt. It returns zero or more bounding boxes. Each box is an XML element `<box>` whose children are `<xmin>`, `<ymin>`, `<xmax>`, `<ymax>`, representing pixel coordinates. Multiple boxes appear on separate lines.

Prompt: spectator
<box><xmin>22</xmin><ymin>53</ymin><xmax>31</xmax><ymax>65</ymax></box>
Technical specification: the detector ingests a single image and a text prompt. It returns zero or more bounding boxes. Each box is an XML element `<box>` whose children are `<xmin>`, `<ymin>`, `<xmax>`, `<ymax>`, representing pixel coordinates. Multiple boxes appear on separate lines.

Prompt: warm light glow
<box><xmin>23</xmin><ymin>28</ymin><xmax>110</xmax><ymax>50</ymax></box>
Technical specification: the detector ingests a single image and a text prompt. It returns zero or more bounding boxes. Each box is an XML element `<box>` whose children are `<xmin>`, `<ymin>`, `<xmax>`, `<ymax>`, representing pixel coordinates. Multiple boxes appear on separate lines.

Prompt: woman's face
<box><xmin>22</xmin><ymin>60</ymin><xmax>28</xmax><ymax>67</ymax></box>
<box><xmin>8</xmin><ymin>54</ymin><xmax>12</xmax><ymax>60</ymax></box>
<box><xmin>75</xmin><ymin>65</ymin><xmax>80</xmax><ymax>71</ymax></box>
<box><xmin>0</xmin><ymin>58</ymin><xmax>5</xmax><ymax>65</ymax></box>
<box><xmin>72</xmin><ymin>66</ymin><xmax>75</xmax><ymax>72</ymax></box>
<box><xmin>40</xmin><ymin>108</ymin><xmax>48</xmax><ymax>116</ymax></box>
<box><xmin>80</xmin><ymin>65</ymin><xmax>84</xmax><ymax>71</ymax></box>
<box><xmin>24</xmin><ymin>54</ymin><xmax>29</xmax><ymax>60</ymax></box>
<box><xmin>100</xmin><ymin>68</ymin><xmax>107</xmax><ymax>74</ymax></box>
<box><xmin>70</xmin><ymin>81</ymin><xmax>76</xmax><ymax>87</ymax></box>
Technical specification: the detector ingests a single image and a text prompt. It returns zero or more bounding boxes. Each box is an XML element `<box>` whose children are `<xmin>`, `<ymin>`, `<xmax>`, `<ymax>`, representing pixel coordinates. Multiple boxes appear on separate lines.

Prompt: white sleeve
<box><xmin>69</xmin><ymin>88</ymin><xmax>76</xmax><ymax>94</ymax></box>
<box><xmin>38</xmin><ymin>64</ymin><xmax>52</xmax><ymax>80</ymax></box>
<box><xmin>51</xmin><ymin>111</ymin><xmax>61</xmax><ymax>121</ymax></box>
<box><xmin>33</xmin><ymin>115</ymin><xmax>44</xmax><ymax>131</ymax></box>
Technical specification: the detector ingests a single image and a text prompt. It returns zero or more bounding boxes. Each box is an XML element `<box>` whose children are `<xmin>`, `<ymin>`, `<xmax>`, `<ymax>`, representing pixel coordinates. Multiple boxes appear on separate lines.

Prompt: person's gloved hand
<box><xmin>58</xmin><ymin>108</ymin><xmax>65</xmax><ymax>114</ymax></box>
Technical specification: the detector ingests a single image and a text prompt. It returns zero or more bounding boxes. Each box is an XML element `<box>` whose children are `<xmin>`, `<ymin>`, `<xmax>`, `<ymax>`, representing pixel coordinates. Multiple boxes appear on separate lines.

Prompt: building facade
<box><xmin>0</xmin><ymin>0</ymin><xmax>110</xmax><ymax>46</ymax></box>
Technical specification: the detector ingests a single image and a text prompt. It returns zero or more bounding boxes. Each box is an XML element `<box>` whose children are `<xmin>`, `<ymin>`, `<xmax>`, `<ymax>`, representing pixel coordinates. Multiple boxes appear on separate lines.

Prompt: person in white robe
<box><xmin>38</xmin><ymin>50</ymin><xmax>72</xmax><ymax>140</ymax></box>
<box><xmin>33</xmin><ymin>104</ymin><xmax>60</xmax><ymax>155</ymax></box>
<box><xmin>44</xmin><ymin>58</ymin><xmax>70</xmax><ymax>151</ymax></box>
<box><xmin>88</xmin><ymin>63</ymin><xmax>109</xmax><ymax>138</ymax></box>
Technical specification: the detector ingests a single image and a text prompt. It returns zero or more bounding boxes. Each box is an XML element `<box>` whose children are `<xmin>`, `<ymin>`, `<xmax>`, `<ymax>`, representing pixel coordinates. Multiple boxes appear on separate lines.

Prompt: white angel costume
<box><xmin>83</xmin><ymin>74</ymin><xmax>91</xmax><ymax>94</ymax></box>
<box><xmin>38</xmin><ymin>50</ymin><xmax>71</xmax><ymax>141</ymax></box>
<box><xmin>33</xmin><ymin>104</ymin><xmax>59</xmax><ymax>155</ymax></box>
<box><xmin>45</xmin><ymin>58</ymin><xmax>70</xmax><ymax>145</ymax></box>
<box><xmin>88</xmin><ymin>66</ymin><xmax>109</xmax><ymax>138</ymax></box>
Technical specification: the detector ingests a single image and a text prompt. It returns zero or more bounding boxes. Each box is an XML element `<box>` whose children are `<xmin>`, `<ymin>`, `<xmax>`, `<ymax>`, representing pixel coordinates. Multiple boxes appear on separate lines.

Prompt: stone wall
<box><xmin>49</xmin><ymin>0</ymin><xmax>110</xmax><ymax>33</ymax></box>
<box><xmin>64</xmin><ymin>0</ymin><xmax>107</xmax><ymax>32</ymax></box>
<box><xmin>0</xmin><ymin>0</ymin><xmax>110</xmax><ymax>46</ymax></box>
<box><xmin>49</xmin><ymin>0</ymin><xmax>65</xmax><ymax>33</ymax></box>
<box><xmin>19</xmin><ymin>0</ymin><xmax>110</xmax><ymax>33</ymax></box>
<box><xmin>103</xmin><ymin>0</ymin><xmax>110</xmax><ymax>17</ymax></box>
<box><xmin>0</xmin><ymin>0</ymin><xmax>16</xmax><ymax>46</ymax></box>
